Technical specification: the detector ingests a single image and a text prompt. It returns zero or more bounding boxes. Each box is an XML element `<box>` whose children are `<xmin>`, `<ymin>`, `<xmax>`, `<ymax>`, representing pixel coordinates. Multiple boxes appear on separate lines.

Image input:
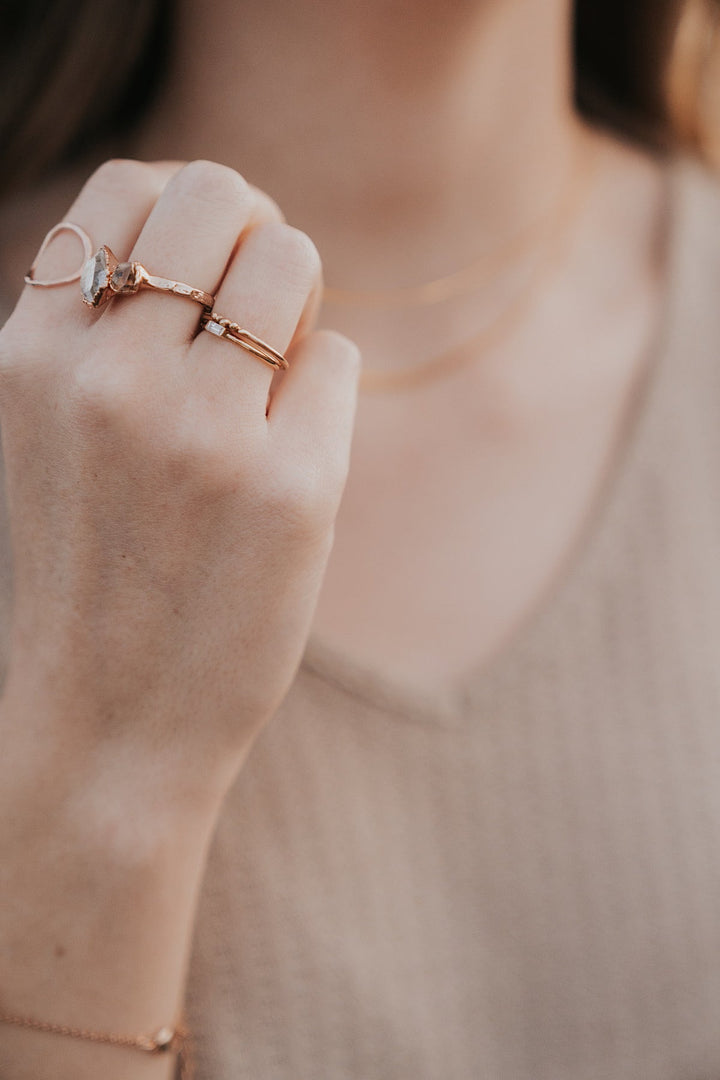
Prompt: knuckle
<box><xmin>264</xmin><ymin>463</ymin><xmax>335</xmax><ymax>538</ymax></box>
<box><xmin>67</xmin><ymin>357</ymin><xmax>141</xmax><ymax>427</ymax></box>
<box><xmin>172</xmin><ymin>159</ymin><xmax>251</xmax><ymax>212</ymax></box>
<box><xmin>258</xmin><ymin>222</ymin><xmax>322</xmax><ymax>283</ymax></box>
<box><xmin>88</xmin><ymin>158</ymin><xmax>158</xmax><ymax>199</ymax></box>
<box><xmin>166</xmin><ymin>426</ymin><xmax>242</xmax><ymax>493</ymax></box>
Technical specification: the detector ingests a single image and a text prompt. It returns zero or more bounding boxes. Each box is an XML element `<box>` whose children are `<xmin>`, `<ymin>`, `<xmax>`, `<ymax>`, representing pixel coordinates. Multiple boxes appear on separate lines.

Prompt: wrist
<box><xmin>0</xmin><ymin>676</ymin><xmax>248</xmax><ymax>831</ymax></box>
<box><xmin>0</xmin><ymin>739</ymin><xmax>215</xmax><ymax>1075</ymax></box>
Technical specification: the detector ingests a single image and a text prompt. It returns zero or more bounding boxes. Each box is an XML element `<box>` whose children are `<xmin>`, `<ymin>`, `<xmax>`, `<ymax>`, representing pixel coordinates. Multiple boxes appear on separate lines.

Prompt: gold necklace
<box><xmin>323</xmin><ymin>143</ymin><xmax>598</xmax><ymax>393</ymax></box>
<box><xmin>322</xmin><ymin>167</ymin><xmax>580</xmax><ymax>311</ymax></box>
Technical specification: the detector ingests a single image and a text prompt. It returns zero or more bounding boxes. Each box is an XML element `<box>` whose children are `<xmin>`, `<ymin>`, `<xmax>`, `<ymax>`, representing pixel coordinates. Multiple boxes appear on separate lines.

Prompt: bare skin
<box><xmin>0</xmin><ymin>0</ymin><xmax>670</xmax><ymax>1077</ymax></box>
<box><xmin>134</xmin><ymin>0</ymin><xmax>669</xmax><ymax>689</ymax></box>
<box><xmin>0</xmin><ymin>158</ymin><xmax>360</xmax><ymax>1080</ymax></box>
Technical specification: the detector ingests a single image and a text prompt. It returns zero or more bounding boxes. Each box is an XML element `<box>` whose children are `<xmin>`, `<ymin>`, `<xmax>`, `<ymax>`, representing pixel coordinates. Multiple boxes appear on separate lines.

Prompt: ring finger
<box><xmin>189</xmin><ymin>221</ymin><xmax>323</xmax><ymax>413</ymax></box>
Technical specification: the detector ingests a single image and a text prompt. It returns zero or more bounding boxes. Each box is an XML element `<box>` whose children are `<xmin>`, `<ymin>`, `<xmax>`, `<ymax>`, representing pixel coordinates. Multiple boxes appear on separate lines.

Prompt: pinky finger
<box><xmin>267</xmin><ymin>328</ymin><xmax>361</xmax><ymax>481</ymax></box>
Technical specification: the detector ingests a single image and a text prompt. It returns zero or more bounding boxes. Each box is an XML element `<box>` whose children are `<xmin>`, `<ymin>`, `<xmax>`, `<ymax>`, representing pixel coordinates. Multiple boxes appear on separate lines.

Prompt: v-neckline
<box><xmin>299</xmin><ymin>154</ymin><xmax>688</xmax><ymax>727</ymax></box>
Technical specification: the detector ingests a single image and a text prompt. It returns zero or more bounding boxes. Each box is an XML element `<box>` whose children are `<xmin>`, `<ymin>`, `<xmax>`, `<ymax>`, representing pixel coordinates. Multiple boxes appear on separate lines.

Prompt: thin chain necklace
<box><xmin>323</xmin><ymin>162</ymin><xmax>581</xmax><ymax>311</ymax></box>
<box><xmin>322</xmin><ymin>143</ymin><xmax>598</xmax><ymax>393</ymax></box>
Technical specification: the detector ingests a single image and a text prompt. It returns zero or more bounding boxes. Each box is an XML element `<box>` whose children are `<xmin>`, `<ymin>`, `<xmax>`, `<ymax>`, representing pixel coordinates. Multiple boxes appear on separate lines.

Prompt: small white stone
<box><xmin>153</xmin><ymin>1027</ymin><xmax>175</xmax><ymax>1051</ymax></box>
<box><xmin>174</xmin><ymin>283</ymin><xmax>191</xmax><ymax>295</ymax></box>
<box><xmin>205</xmin><ymin>321</ymin><xmax>224</xmax><ymax>336</ymax></box>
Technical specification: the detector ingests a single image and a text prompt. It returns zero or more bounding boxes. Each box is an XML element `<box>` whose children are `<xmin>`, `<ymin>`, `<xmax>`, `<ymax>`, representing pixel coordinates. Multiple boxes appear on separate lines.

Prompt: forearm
<box><xmin>0</xmin><ymin>702</ymin><xmax>219</xmax><ymax>1080</ymax></box>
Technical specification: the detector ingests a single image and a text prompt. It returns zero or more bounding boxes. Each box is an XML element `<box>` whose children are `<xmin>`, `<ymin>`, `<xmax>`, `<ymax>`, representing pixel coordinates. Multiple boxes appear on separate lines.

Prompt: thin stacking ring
<box><xmin>25</xmin><ymin>223</ymin><xmax>94</xmax><ymax>288</ymax></box>
<box><xmin>81</xmin><ymin>246</ymin><xmax>214</xmax><ymax>310</ymax></box>
<box><xmin>200</xmin><ymin>312</ymin><xmax>289</xmax><ymax>371</ymax></box>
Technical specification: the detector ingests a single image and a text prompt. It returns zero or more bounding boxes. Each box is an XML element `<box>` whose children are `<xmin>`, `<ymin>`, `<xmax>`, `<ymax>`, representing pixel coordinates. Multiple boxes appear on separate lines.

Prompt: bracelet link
<box><xmin>0</xmin><ymin>1008</ymin><xmax>189</xmax><ymax>1059</ymax></box>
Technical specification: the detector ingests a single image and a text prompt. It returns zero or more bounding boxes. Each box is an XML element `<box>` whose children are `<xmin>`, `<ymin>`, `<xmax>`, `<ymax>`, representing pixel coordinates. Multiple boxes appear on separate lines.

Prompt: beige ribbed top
<box><xmin>188</xmin><ymin>154</ymin><xmax>720</xmax><ymax>1079</ymax></box>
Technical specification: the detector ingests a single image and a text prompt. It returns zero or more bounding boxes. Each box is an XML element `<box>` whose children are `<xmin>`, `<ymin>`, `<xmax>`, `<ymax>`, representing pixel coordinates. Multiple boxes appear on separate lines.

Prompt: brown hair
<box><xmin>0</xmin><ymin>0</ymin><xmax>718</xmax><ymax>200</ymax></box>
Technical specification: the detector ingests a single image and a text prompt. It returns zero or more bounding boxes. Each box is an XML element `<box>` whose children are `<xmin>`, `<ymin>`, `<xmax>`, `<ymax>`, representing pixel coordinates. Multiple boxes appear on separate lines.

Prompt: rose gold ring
<box><xmin>200</xmin><ymin>312</ymin><xmax>289</xmax><ymax>371</ymax></box>
<box><xmin>25</xmin><ymin>223</ymin><xmax>93</xmax><ymax>288</ymax></box>
<box><xmin>81</xmin><ymin>246</ymin><xmax>214</xmax><ymax>310</ymax></box>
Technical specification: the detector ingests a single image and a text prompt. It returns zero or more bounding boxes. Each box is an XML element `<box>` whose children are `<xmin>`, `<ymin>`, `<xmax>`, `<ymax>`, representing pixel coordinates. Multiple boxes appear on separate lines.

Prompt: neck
<box><xmin>135</xmin><ymin>0</ymin><xmax>583</xmax><ymax>290</ymax></box>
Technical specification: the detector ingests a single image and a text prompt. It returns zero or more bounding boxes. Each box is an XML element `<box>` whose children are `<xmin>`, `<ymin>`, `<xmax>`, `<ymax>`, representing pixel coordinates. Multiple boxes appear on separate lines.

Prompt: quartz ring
<box><xmin>200</xmin><ymin>312</ymin><xmax>289</xmax><ymax>371</ymax></box>
<box><xmin>81</xmin><ymin>246</ymin><xmax>214</xmax><ymax>310</ymax></box>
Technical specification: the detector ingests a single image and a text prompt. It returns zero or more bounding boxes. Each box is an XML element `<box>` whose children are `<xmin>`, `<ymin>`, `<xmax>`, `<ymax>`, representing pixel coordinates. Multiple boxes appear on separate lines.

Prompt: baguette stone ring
<box><xmin>200</xmin><ymin>311</ymin><xmax>289</xmax><ymax>371</ymax></box>
<box><xmin>81</xmin><ymin>246</ymin><xmax>214</xmax><ymax>310</ymax></box>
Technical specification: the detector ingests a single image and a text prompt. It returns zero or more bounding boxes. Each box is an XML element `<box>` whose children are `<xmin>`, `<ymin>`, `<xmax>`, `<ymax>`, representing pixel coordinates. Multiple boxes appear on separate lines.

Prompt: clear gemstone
<box><xmin>80</xmin><ymin>257</ymin><xmax>96</xmax><ymax>301</ymax></box>
<box><xmin>110</xmin><ymin>262</ymin><xmax>134</xmax><ymax>292</ymax></box>
<box><xmin>205</xmin><ymin>321</ymin><xmax>224</xmax><ymax>336</ymax></box>
<box><xmin>174</xmin><ymin>283</ymin><xmax>191</xmax><ymax>295</ymax></box>
<box><xmin>80</xmin><ymin>249</ymin><xmax>110</xmax><ymax>307</ymax></box>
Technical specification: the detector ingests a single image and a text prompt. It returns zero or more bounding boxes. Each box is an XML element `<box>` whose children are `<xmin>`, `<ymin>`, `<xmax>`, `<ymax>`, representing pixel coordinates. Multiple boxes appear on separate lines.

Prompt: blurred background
<box><xmin>2</xmin><ymin>0</ymin><xmax>720</xmax><ymax>205</ymax></box>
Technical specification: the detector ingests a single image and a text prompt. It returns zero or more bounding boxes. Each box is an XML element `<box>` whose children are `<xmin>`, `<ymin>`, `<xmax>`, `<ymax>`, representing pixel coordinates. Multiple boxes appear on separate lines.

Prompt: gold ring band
<box><xmin>201</xmin><ymin>312</ymin><xmax>289</xmax><ymax>371</ymax></box>
<box><xmin>25</xmin><ymin>222</ymin><xmax>94</xmax><ymax>288</ymax></box>
<box><xmin>81</xmin><ymin>246</ymin><xmax>214</xmax><ymax>310</ymax></box>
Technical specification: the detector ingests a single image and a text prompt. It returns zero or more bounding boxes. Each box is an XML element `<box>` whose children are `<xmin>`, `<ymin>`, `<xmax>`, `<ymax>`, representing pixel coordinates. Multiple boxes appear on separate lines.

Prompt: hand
<box><xmin>0</xmin><ymin>158</ymin><xmax>360</xmax><ymax>815</ymax></box>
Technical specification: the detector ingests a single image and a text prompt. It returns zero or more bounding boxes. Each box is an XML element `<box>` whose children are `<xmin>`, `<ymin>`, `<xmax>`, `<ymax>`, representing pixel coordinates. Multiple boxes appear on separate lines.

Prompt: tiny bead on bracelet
<box><xmin>0</xmin><ymin>1008</ymin><xmax>192</xmax><ymax>1076</ymax></box>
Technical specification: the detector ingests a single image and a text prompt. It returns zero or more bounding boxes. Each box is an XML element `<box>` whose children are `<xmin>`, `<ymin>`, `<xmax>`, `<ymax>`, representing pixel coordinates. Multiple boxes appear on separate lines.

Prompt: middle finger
<box><xmin>103</xmin><ymin>159</ymin><xmax>254</xmax><ymax>346</ymax></box>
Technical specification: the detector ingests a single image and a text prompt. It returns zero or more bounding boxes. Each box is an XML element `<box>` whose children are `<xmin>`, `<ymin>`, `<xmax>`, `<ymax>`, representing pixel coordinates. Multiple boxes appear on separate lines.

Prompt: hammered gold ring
<box><xmin>200</xmin><ymin>312</ymin><xmax>289</xmax><ymax>371</ymax></box>
<box><xmin>80</xmin><ymin>246</ymin><xmax>214</xmax><ymax>310</ymax></box>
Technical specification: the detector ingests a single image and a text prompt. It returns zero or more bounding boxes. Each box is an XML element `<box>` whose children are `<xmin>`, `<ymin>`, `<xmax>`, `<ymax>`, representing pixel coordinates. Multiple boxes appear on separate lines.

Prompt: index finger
<box><xmin>16</xmin><ymin>159</ymin><xmax>180</xmax><ymax>333</ymax></box>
